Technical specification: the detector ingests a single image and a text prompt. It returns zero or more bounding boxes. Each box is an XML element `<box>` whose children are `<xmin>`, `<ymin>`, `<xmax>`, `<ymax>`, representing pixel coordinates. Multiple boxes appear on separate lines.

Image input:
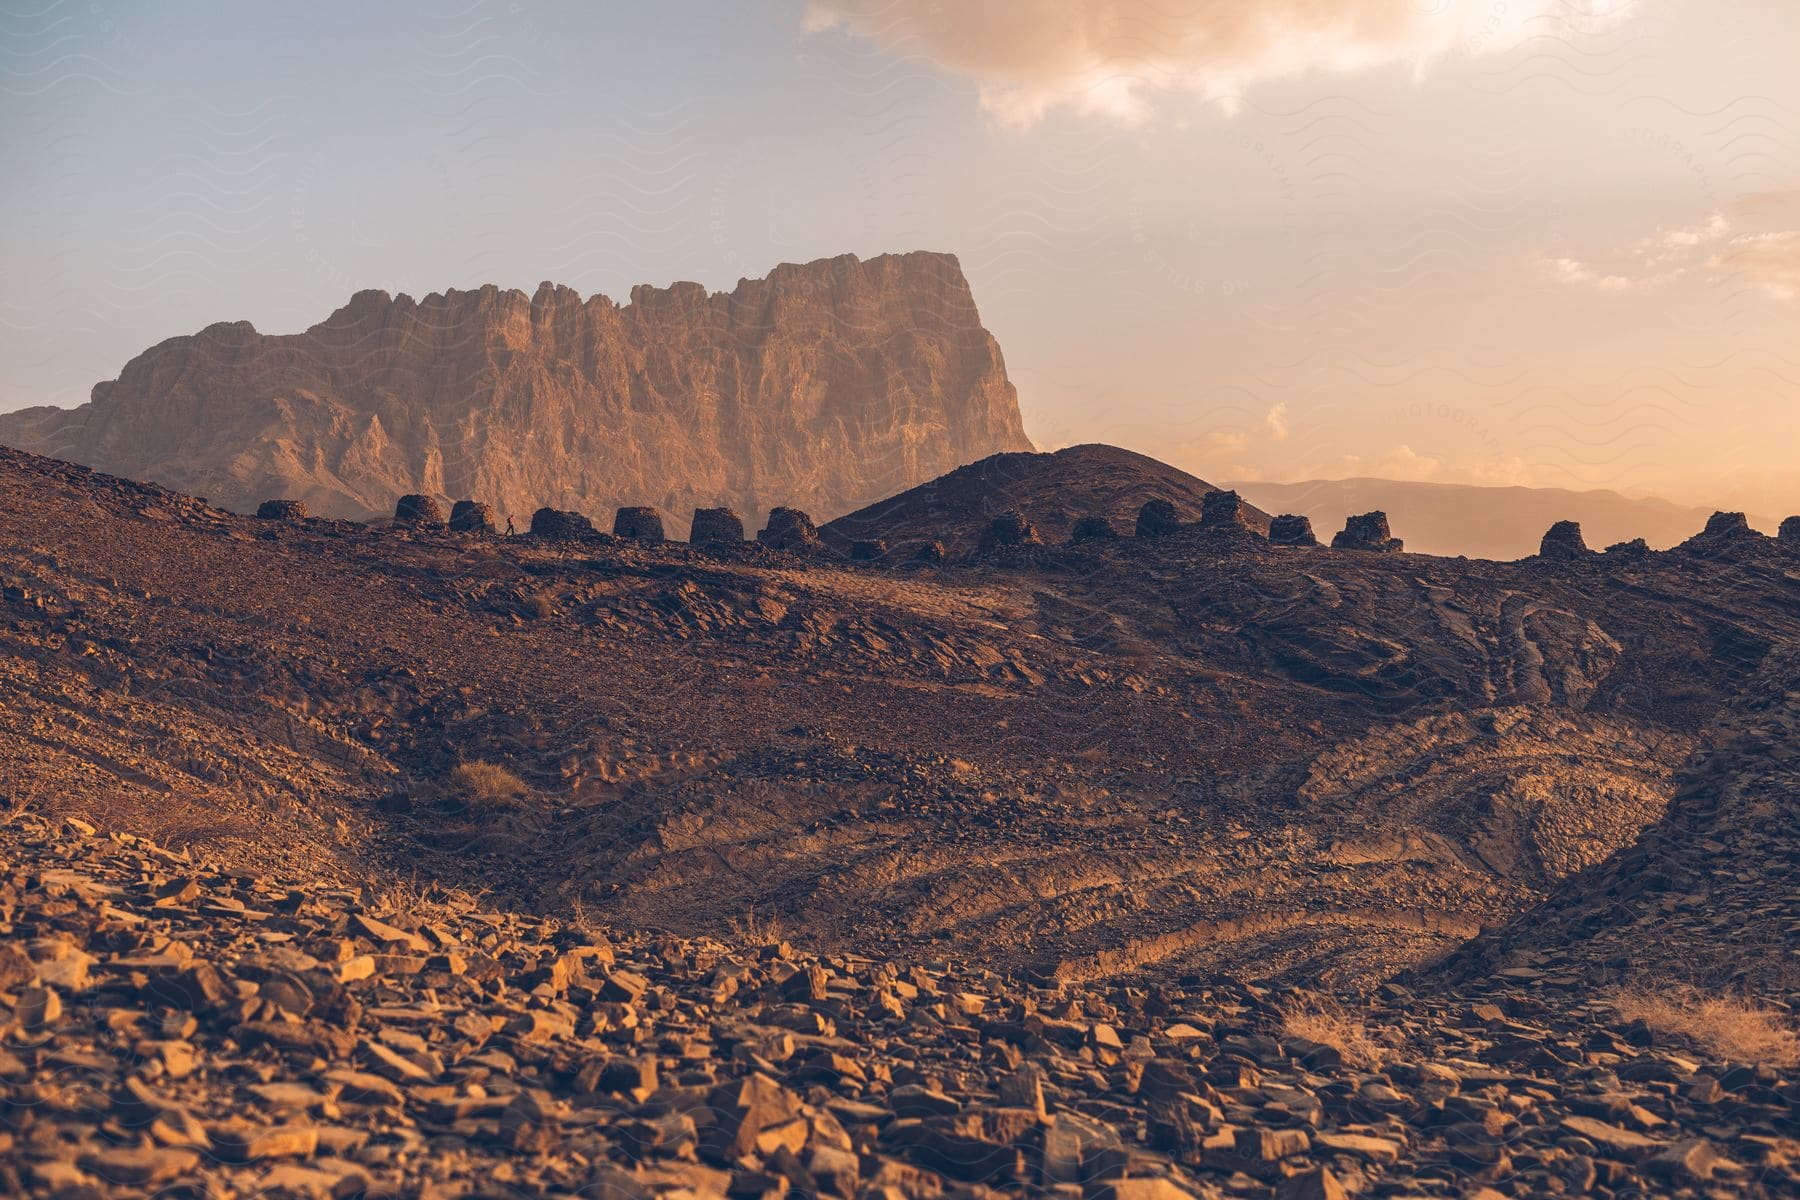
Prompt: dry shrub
<box><xmin>1281</xmin><ymin>997</ymin><xmax>1392</xmax><ymax>1069</ymax></box>
<box><xmin>729</xmin><ymin>904</ymin><xmax>790</xmax><ymax>947</ymax></box>
<box><xmin>446</xmin><ymin>761</ymin><xmax>528</xmax><ymax>815</ymax></box>
<box><xmin>1611</xmin><ymin>986</ymin><xmax>1799</xmax><ymax>1067</ymax></box>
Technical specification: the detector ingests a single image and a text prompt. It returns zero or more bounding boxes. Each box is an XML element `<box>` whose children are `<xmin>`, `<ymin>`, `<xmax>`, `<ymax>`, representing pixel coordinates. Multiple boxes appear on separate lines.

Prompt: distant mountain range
<box><xmin>0</xmin><ymin>251</ymin><xmax>1032</xmax><ymax>533</ymax></box>
<box><xmin>1230</xmin><ymin>478</ymin><xmax>1785</xmax><ymax>560</ymax></box>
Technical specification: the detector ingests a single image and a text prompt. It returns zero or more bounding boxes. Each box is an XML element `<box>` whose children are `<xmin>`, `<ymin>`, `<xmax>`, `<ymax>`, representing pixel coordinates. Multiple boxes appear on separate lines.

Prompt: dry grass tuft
<box><xmin>1281</xmin><ymin>997</ymin><xmax>1392</xmax><ymax>1069</ymax></box>
<box><xmin>1611</xmin><ymin>986</ymin><xmax>1799</xmax><ymax>1067</ymax></box>
<box><xmin>729</xmin><ymin>904</ymin><xmax>790</xmax><ymax>947</ymax></box>
<box><xmin>446</xmin><ymin>761</ymin><xmax>528</xmax><ymax>815</ymax></box>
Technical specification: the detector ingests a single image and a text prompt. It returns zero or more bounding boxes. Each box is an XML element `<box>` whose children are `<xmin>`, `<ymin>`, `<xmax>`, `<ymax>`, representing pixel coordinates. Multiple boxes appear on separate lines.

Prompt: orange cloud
<box><xmin>803</xmin><ymin>0</ymin><xmax>1633</xmax><ymax>125</ymax></box>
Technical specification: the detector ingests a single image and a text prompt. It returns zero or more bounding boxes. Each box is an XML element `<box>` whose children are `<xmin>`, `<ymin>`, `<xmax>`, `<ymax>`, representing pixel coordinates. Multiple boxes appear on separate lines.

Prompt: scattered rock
<box><xmin>849</xmin><ymin>539</ymin><xmax>888</xmax><ymax>562</ymax></box>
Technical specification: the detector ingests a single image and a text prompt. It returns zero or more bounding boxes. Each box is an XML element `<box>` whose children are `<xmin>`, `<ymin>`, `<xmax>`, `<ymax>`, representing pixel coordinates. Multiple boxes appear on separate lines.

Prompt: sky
<box><xmin>2</xmin><ymin>0</ymin><xmax>1797</xmax><ymax>515</ymax></box>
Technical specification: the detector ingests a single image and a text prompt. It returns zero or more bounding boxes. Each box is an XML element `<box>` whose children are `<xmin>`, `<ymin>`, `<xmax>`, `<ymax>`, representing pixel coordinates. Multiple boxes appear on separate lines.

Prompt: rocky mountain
<box><xmin>1232</xmin><ymin>477</ymin><xmax>1785</xmax><ymax>560</ymax></box>
<box><xmin>0</xmin><ymin>252</ymin><xmax>1032</xmax><ymax>531</ymax></box>
<box><xmin>820</xmin><ymin>443</ymin><xmax>1270</xmax><ymax>555</ymax></box>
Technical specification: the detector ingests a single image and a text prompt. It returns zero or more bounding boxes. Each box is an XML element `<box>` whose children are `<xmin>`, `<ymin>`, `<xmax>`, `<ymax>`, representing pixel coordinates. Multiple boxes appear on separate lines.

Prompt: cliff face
<box><xmin>0</xmin><ymin>251</ymin><xmax>1032</xmax><ymax>528</ymax></box>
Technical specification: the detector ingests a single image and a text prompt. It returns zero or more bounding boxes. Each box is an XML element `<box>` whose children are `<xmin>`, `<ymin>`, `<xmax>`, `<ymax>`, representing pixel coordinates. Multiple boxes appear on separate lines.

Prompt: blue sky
<box><xmin>3</xmin><ymin>1</ymin><xmax>1797</xmax><ymax>513</ymax></box>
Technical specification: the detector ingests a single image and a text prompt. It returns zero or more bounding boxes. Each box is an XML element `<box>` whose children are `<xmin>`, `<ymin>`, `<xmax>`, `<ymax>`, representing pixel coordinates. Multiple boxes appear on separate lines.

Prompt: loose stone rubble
<box><xmin>255</xmin><ymin>501</ymin><xmax>307</xmax><ymax>522</ymax></box>
<box><xmin>849</xmin><ymin>540</ymin><xmax>888</xmax><ymax>563</ymax></box>
<box><xmin>449</xmin><ymin>502</ymin><xmax>497</xmax><ymax>535</ymax></box>
<box><xmin>1136</xmin><ymin>501</ymin><xmax>1182</xmax><ymax>539</ymax></box>
<box><xmin>690</xmin><ymin>509</ymin><xmax>746</xmax><ymax>547</ymax></box>
<box><xmin>758</xmin><ymin>508</ymin><xmax>824</xmax><ymax>554</ymax></box>
<box><xmin>530</xmin><ymin>508</ymin><xmax>597</xmax><ymax>541</ymax></box>
<box><xmin>1331</xmin><ymin>514</ymin><xmax>1403</xmax><ymax>554</ymax></box>
<box><xmin>1268</xmin><ymin>516</ymin><xmax>1317</xmax><ymax>548</ymax></box>
<box><xmin>977</xmin><ymin>512</ymin><xmax>1042</xmax><ymax>553</ymax></box>
<box><xmin>4</xmin><ymin>811</ymin><xmax>1794</xmax><ymax>1200</ymax></box>
<box><xmin>1200</xmin><ymin>492</ymin><xmax>1253</xmax><ymax>533</ymax></box>
<box><xmin>1536</xmin><ymin>522</ymin><xmax>1590</xmax><ymax>560</ymax></box>
<box><xmin>394</xmin><ymin>496</ymin><xmax>447</xmax><ymax>527</ymax></box>
<box><xmin>614</xmin><ymin>508</ymin><xmax>667</xmax><ymax>542</ymax></box>
<box><xmin>1070</xmin><ymin>516</ymin><xmax>1119</xmax><ymax>542</ymax></box>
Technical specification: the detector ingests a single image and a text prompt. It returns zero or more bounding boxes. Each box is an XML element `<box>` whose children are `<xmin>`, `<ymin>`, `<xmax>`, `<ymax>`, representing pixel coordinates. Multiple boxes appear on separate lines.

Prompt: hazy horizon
<box><xmin>3</xmin><ymin>1</ymin><xmax>1796</xmax><ymax>515</ymax></box>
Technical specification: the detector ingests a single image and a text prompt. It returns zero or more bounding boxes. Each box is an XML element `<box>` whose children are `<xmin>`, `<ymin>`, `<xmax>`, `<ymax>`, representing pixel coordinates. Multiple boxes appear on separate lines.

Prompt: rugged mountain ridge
<box><xmin>0</xmin><ymin>252</ymin><xmax>1032</xmax><ymax>529</ymax></box>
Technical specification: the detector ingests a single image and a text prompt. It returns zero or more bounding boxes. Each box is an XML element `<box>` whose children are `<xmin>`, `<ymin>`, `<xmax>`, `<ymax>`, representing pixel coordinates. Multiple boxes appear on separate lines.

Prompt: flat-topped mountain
<box><xmin>0</xmin><ymin>252</ymin><xmax>1032</xmax><ymax>530</ymax></box>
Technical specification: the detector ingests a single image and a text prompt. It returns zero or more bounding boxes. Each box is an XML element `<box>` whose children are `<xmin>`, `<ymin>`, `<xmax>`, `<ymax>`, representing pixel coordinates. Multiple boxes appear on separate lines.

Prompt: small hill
<box><xmin>822</xmin><ymin>443</ymin><xmax>1269</xmax><ymax>554</ymax></box>
<box><xmin>1232</xmin><ymin>477</ymin><xmax>1783</xmax><ymax>560</ymax></box>
<box><xmin>1427</xmin><ymin>640</ymin><xmax>1800</xmax><ymax>1001</ymax></box>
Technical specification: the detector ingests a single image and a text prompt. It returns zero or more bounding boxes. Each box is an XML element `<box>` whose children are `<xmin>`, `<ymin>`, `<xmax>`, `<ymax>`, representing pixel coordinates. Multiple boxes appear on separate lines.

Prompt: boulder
<box><xmin>689</xmin><ymin>507</ymin><xmax>745</xmax><ymax>546</ymax></box>
<box><xmin>1780</xmin><ymin>515</ymin><xmax>1800</xmax><ymax>548</ymax></box>
<box><xmin>448</xmin><ymin>500</ymin><xmax>496</xmax><ymax>534</ymax></box>
<box><xmin>1201</xmin><ymin>489</ymin><xmax>1252</xmax><ymax>531</ymax></box>
<box><xmin>909</xmin><ymin>541</ymin><xmax>947</xmax><ymax>564</ymax></box>
<box><xmin>394</xmin><ymin>495</ymin><xmax>446</xmax><ymax>526</ymax></box>
<box><xmin>530</xmin><ymin>508</ymin><xmax>595</xmax><ymax>540</ymax></box>
<box><xmin>757</xmin><ymin>507</ymin><xmax>822</xmax><ymax>553</ymax></box>
<box><xmin>1070</xmin><ymin>515</ymin><xmax>1119</xmax><ymax>542</ymax></box>
<box><xmin>978</xmin><ymin>511</ymin><xmax>1042</xmax><ymax>552</ymax></box>
<box><xmin>612</xmin><ymin>507</ymin><xmax>665</xmax><ymax>541</ymax></box>
<box><xmin>1136</xmin><ymin>499</ymin><xmax>1182</xmax><ymax>539</ymax></box>
<box><xmin>1605</xmin><ymin>537</ymin><xmax>1651</xmax><ymax>558</ymax></box>
<box><xmin>849</xmin><ymin>539</ymin><xmax>888</xmax><ymax>562</ymax></box>
<box><xmin>255</xmin><ymin>500</ymin><xmax>306</xmax><ymax>522</ymax></box>
<box><xmin>1269</xmin><ymin>514</ymin><xmax>1318</xmax><ymax>547</ymax></box>
<box><xmin>1538</xmin><ymin>520</ymin><xmax>1591</xmax><ymax>559</ymax></box>
<box><xmin>1331</xmin><ymin>512</ymin><xmax>1403</xmax><ymax>553</ymax></box>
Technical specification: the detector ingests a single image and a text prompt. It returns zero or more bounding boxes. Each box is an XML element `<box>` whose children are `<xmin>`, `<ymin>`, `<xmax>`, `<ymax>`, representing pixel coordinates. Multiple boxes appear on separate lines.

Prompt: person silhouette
<box><xmin>505</xmin><ymin>514</ymin><xmax>517</xmax><ymax>536</ymax></box>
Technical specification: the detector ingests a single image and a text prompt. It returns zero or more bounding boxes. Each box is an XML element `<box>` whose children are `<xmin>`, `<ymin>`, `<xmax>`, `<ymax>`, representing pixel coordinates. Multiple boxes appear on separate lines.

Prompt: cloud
<box><xmin>1545</xmin><ymin>210</ymin><xmax>1799</xmax><ymax>301</ymax></box>
<box><xmin>1264</xmin><ymin>402</ymin><xmax>1289</xmax><ymax>442</ymax></box>
<box><xmin>1714</xmin><ymin>231</ymin><xmax>1800</xmax><ymax>301</ymax></box>
<box><xmin>803</xmin><ymin>0</ymin><xmax>1632</xmax><ymax>126</ymax></box>
<box><xmin>1543</xmin><ymin>256</ymin><xmax>1637</xmax><ymax>292</ymax></box>
<box><xmin>1373</xmin><ymin>444</ymin><xmax>1441</xmax><ymax>481</ymax></box>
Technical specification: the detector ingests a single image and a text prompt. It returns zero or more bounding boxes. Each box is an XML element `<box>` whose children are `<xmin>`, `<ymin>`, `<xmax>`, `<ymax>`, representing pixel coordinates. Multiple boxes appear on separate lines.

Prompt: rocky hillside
<box><xmin>1426</xmin><ymin>641</ymin><xmax>1800</xmax><ymax>1000</ymax></box>
<box><xmin>0</xmin><ymin>252</ymin><xmax>1032</xmax><ymax>531</ymax></box>
<box><xmin>821</xmin><ymin>444</ymin><xmax>1270</xmax><ymax>555</ymax></box>
<box><xmin>5</xmin><ymin>445</ymin><xmax>1797</xmax><ymax>994</ymax></box>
